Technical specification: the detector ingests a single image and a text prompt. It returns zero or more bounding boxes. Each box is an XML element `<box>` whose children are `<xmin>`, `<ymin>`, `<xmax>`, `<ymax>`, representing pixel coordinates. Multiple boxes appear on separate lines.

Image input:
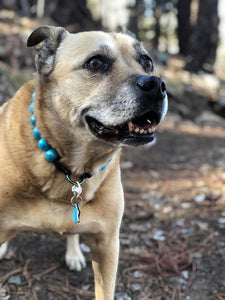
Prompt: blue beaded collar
<box><xmin>29</xmin><ymin>92</ymin><xmax>112</xmax><ymax>223</ymax></box>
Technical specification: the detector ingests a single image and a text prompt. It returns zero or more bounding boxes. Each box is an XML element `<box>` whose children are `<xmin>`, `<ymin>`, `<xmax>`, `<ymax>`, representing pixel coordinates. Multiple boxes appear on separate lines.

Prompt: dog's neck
<box><xmin>30</xmin><ymin>87</ymin><xmax>118</xmax><ymax>184</ymax></box>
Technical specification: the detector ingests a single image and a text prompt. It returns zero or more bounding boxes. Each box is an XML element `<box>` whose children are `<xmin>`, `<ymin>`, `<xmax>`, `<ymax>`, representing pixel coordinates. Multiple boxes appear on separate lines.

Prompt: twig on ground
<box><xmin>0</xmin><ymin>268</ymin><xmax>22</xmax><ymax>285</ymax></box>
<box><xmin>32</xmin><ymin>264</ymin><xmax>60</xmax><ymax>281</ymax></box>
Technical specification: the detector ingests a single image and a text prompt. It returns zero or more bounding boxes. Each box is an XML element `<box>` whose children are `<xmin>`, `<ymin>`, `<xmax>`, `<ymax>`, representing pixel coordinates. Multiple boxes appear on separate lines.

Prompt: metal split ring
<box><xmin>71</xmin><ymin>195</ymin><xmax>82</xmax><ymax>206</ymax></box>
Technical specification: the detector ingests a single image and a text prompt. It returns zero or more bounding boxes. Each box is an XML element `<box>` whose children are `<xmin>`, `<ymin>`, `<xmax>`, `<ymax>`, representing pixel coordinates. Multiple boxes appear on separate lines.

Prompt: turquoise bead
<box><xmin>33</xmin><ymin>127</ymin><xmax>41</xmax><ymax>139</ymax></box>
<box><xmin>29</xmin><ymin>103</ymin><xmax>34</xmax><ymax>114</ymax></box>
<box><xmin>30</xmin><ymin>115</ymin><xmax>36</xmax><ymax>126</ymax></box>
<box><xmin>45</xmin><ymin>149</ymin><xmax>58</xmax><ymax>161</ymax></box>
<box><xmin>38</xmin><ymin>139</ymin><xmax>50</xmax><ymax>151</ymax></box>
<box><xmin>31</xmin><ymin>92</ymin><xmax>35</xmax><ymax>101</ymax></box>
<box><xmin>100</xmin><ymin>163</ymin><xmax>106</xmax><ymax>171</ymax></box>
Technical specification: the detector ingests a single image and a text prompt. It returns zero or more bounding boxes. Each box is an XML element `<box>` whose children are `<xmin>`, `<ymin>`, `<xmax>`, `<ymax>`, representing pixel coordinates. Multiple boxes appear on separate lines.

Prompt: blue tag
<box><xmin>72</xmin><ymin>204</ymin><xmax>80</xmax><ymax>223</ymax></box>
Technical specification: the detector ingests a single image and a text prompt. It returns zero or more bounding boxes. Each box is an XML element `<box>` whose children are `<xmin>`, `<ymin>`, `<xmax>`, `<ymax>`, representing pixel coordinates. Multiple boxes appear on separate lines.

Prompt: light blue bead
<box><xmin>30</xmin><ymin>115</ymin><xmax>36</xmax><ymax>126</ymax></box>
<box><xmin>100</xmin><ymin>163</ymin><xmax>106</xmax><ymax>171</ymax></box>
<box><xmin>33</xmin><ymin>127</ymin><xmax>41</xmax><ymax>139</ymax></box>
<box><xmin>45</xmin><ymin>149</ymin><xmax>58</xmax><ymax>161</ymax></box>
<box><xmin>29</xmin><ymin>103</ymin><xmax>34</xmax><ymax>114</ymax></box>
<box><xmin>31</xmin><ymin>92</ymin><xmax>35</xmax><ymax>101</ymax></box>
<box><xmin>38</xmin><ymin>139</ymin><xmax>50</xmax><ymax>151</ymax></box>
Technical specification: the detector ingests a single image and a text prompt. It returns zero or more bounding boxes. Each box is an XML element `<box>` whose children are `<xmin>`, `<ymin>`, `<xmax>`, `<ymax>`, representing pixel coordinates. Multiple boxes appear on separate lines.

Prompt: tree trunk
<box><xmin>186</xmin><ymin>0</ymin><xmax>219</xmax><ymax>73</ymax></box>
<box><xmin>176</xmin><ymin>0</ymin><xmax>191</xmax><ymax>55</ymax></box>
<box><xmin>128</xmin><ymin>0</ymin><xmax>145</xmax><ymax>40</ymax></box>
<box><xmin>46</xmin><ymin>0</ymin><xmax>101</xmax><ymax>32</ymax></box>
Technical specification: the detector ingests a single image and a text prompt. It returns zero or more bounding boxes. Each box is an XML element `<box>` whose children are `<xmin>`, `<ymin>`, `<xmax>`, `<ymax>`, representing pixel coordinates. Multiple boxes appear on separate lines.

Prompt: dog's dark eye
<box><xmin>85</xmin><ymin>55</ymin><xmax>111</xmax><ymax>73</ymax></box>
<box><xmin>88</xmin><ymin>58</ymin><xmax>104</xmax><ymax>70</ymax></box>
<box><xmin>140</xmin><ymin>55</ymin><xmax>154</xmax><ymax>72</ymax></box>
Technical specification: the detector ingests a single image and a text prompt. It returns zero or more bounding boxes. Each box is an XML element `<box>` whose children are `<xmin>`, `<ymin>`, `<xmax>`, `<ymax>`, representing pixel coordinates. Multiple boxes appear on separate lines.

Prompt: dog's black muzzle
<box><xmin>136</xmin><ymin>75</ymin><xmax>166</xmax><ymax>100</ymax></box>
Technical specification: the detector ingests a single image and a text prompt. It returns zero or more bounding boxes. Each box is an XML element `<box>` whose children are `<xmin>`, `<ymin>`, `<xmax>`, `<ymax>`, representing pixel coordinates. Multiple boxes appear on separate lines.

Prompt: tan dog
<box><xmin>0</xmin><ymin>26</ymin><xmax>168</xmax><ymax>299</ymax></box>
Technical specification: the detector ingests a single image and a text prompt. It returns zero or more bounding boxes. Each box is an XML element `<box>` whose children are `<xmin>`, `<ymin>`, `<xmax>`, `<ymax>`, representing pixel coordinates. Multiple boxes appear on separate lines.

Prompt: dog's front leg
<box><xmin>86</xmin><ymin>231</ymin><xmax>120</xmax><ymax>300</ymax></box>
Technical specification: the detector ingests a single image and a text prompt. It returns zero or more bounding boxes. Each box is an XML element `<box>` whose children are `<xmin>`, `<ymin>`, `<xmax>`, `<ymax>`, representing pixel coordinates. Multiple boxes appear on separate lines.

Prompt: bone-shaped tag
<box><xmin>71</xmin><ymin>182</ymin><xmax>82</xmax><ymax>223</ymax></box>
<box><xmin>72</xmin><ymin>203</ymin><xmax>80</xmax><ymax>223</ymax></box>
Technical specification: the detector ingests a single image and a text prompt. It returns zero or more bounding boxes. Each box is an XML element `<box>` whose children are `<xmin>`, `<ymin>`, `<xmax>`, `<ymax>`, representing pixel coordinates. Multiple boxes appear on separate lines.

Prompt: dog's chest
<box><xmin>23</xmin><ymin>174</ymin><xmax>103</xmax><ymax>232</ymax></box>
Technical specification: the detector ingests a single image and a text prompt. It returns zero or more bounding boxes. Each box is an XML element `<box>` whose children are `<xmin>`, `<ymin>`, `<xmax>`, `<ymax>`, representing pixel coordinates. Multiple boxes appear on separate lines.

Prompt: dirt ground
<box><xmin>0</xmin><ymin>20</ymin><xmax>225</xmax><ymax>300</ymax></box>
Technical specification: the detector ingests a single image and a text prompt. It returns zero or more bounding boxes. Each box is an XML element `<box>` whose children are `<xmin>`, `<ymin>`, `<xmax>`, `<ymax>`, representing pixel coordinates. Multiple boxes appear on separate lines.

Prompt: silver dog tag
<box><xmin>71</xmin><ymin>182</ymin><xmax>82</xmax><ymax>223</ymax></box>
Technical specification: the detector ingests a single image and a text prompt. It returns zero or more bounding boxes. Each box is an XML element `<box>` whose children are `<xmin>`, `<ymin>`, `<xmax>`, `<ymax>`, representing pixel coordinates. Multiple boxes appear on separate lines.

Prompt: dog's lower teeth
<box><xmin>148</xmin><ymin>128</ymin><xmax>153</xmax><ymax>133</ymax></box>
<box><xmin>134</xmin><ymin>128</ymin><xmax>140</xmax><ymax>133</ymax></box>
<box><xmin>140</xmin><ymin>129</ymin><xmax>145</xmax><ymax>134</ymax></box>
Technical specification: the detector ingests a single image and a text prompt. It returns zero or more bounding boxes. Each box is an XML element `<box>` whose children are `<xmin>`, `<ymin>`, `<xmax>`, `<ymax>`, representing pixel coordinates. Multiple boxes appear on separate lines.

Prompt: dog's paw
<box><xmin>0</xmin><ymin>242</ymin><xmax>8</xmax><ymax>260</ymax></box>
<box><xmin>65</xmin><ymin>250</ymin><xmax>86</xmax><ymax>271</ymax></box>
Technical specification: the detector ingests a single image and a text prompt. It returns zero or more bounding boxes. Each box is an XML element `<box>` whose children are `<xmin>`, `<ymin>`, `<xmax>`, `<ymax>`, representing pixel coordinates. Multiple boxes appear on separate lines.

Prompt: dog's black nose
<box><xmin>137</xmin><ymin>75</ymin><xmax>166</xmax><ymax>99</ymax></box>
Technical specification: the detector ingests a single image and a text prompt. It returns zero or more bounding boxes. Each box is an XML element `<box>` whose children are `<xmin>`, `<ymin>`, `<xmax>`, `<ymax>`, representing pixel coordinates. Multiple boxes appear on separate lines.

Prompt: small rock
<box><xmin>194</xmin><ymin>194</ymin><xmax>206</xmax><ymax>202</ymax></box>
<box><xmin>218</xmin><ymin>218</ymin><xmax>225</xmax><ymax>224</ymax></box>
<box><xmin>0</xmin><ymin>287</ymin><xmax>10</xmax><ymax>300</ymax></box>
<box><xmin>181</xmin><ymin>202</ymin><xmax>192</xmax><ymax>208</ymax></box>
<box><xmin>171</xmin><ymin>276</ymin><xmax>187</xmax><ymax>291</ymax></box>
<box><xmin>191</xmin><ymin>252</ymin><xmax>203</xmax><ymax>259</ymax></box>
<box><xmin>182</xmin><ymin>270</ymin><xmax>189</xmax><ymax>279</ymax></box>
<box><xmin>115</xmin><ymin>292</ymin><xmax>132</xmax><ymax>300</ymax></box>
<box><xmin>131</xmin><ymin>283</ymin><xmax>142</xmax><ymax>291</ymax></box>
<box><xmin>133</xmin><ymin>270</ymin><xmax>144</xmax><ymax>278</ymax></box>
<box><xmin>153</xmin><ymin>203</ymin><xmax>161</xmax><ymax>210</ymax></box>
<box><xmin>153</xmin><ymin>229</ymin><xmax>166</xmax><ymax>241</ymax></box>
<box><xmin>120</xmin><ymin>161</ymin><xmax>133</xmax><ymax>169</ymax></box>
<box><xmin>8</xmin><ymin>275</ymin><xmax>22</xmax><ymax>285</ymax></box>
<box><xmin>80</xmin><ymin>243</ymin><xmax>91</xmax><ymax>253</ymax></box>
<box><xmin>175</xmin><ymin>218</ymin><xmax>185</xmax><ymax>227</ymax></box>
<box><xmin>194</xmin><ymin>221</ymin><xmax>209</xmax><ymax>230</ymax></box>
<box><xmin>181</xmin><ymin>227</ymin><xmax>194</xmax><ymax>234</ymax></box>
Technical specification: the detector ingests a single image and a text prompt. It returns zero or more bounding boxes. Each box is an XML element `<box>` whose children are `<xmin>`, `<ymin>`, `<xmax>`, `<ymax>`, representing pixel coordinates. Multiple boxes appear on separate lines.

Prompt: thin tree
<box><xmin>185</xmin><ymin>0</ymin><xmax>219</xmax><ymax>72</ymax></box>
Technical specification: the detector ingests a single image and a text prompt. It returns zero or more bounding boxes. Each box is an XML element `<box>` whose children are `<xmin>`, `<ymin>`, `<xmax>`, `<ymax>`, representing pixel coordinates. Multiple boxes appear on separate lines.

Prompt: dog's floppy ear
<box><xmin>27</xmin><ymin>26</ymin><xmax>67</xmax><ymax>75</ymax></box>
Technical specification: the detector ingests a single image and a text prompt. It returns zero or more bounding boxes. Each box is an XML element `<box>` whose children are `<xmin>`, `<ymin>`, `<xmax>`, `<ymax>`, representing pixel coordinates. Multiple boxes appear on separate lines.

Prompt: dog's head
<box><xmin>27</xmin><ymin>26</ymin><xmax>168</xmax><ymax>147</ymax></box>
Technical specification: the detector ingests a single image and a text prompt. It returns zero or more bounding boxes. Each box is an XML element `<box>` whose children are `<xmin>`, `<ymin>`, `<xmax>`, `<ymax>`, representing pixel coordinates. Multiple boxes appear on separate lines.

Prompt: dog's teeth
<box><xmin>128</xmin><ymin>121</ymin><xmax>134</xmax><ymax>132</ymax></box>
<box><xmin>135</xmin><ymin>127</ymin><xmax>140</xmax><ymax>133</ymax></box>
<box><xmin>148</xmin><ymin>128</ymin><xmax>153</xmax><ymax>133</ymax></box>
<box><xmin>140</xmin><ymin>129</ymin><xmax>145</xmax><ymax>134</ymax></box>
<box><xmin>144</xmin><ymin>130</ymin><xmax>147</xmax><ymax>134</ymax></box>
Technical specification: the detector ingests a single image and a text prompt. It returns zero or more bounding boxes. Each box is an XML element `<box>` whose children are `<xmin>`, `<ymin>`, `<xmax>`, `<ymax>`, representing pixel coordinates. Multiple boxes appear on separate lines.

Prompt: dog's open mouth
<box><xmin>86</xmin><ymin>111</ymin><xmax>160</xmax><ymax>145</ymax></box>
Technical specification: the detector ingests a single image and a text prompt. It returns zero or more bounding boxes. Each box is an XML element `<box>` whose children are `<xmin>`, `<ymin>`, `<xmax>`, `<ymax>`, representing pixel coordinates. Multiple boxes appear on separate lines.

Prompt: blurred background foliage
<box><xmin>0</xmin><ymin>0</ymin><xmax>224</xmax><ymax>73</ymax></box>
